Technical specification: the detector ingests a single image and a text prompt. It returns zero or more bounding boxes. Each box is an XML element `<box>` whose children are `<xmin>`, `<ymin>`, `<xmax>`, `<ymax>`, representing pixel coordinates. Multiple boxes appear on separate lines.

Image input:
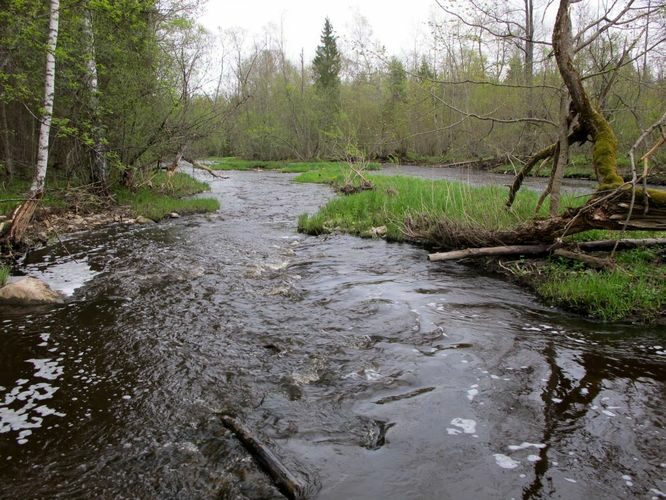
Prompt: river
<box><xmin>1</xmin><ymin>167</ymin><xmax>664</xmax><ymax>499</ymax></box>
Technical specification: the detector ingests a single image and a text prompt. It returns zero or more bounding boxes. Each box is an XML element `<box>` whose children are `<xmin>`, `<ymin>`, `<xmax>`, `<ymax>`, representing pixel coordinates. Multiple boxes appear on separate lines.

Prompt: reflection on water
<box><xmin>0</xmin><ymin>168</ymin><xmax>664</xmax><ymax>499</ymax></box>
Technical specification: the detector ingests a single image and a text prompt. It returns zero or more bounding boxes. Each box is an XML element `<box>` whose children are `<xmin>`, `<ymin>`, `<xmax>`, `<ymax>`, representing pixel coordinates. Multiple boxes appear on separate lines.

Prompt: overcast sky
<box><xmin>200</xmin><ymin>0</ymin><xmax>440</xmax><ymax>61</ymax></box>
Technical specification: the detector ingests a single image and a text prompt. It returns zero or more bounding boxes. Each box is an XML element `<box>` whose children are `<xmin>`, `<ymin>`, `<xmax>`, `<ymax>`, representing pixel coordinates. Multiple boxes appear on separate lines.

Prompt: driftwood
<box><xmin>428</xmin><ymin>238</ymin><xmax>666</xmax><ymax>263</ymax></box>
<box><xmin>576</xmin><ymin>238</ymin><xmax>666</xmax><ymax>251</ymax></box>
<box><xmin>552</xmin><ymin>249</ymin><xmax>613</xmax><ymax>270</ymax></box>
<box><xmin>219</xmin><ymin>415</ymin><xmax>308</xmax><ymax>500</ymax></box>
<box><xmin>428</xmin><ymin>244</ymin><xmax>553</xmax><ymax>261</ymax></box>
<box><xmin>183</xmin><ymin>156</ymin><xmax>229</xmax><ymax>179</ymax></box>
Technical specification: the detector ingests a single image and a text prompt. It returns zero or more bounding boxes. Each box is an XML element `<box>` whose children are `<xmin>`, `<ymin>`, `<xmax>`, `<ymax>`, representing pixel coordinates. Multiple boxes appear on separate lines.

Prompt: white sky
<box><xmin>200</xmin><ymin>0</ymin><xmax>440</xmax><ymax>61</ymax></box>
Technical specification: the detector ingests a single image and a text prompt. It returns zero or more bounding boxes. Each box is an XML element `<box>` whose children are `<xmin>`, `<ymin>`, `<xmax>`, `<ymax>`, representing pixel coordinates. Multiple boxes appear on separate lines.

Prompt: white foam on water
<box><xmin>27</xmin><ymin>259</ymin><xmax>98</xmax><ymax>297</ymax></box>
<box><xmin>602</xmin><ymin>410</ymin><xmax>616</xmax><ymax>417</ymax></box>
<box><xmin>564</xmin><ymin>478</ymin><xmax>577</xmax><ymax>483</ymax></box>
<box><xmin>508</xmin><ymin>442</ymin><xmax>546</xmax><ymax>451</ymax></box>
<box><xmin>27</xmin><ymin>359</ymin><xmax>63</xmax><ymax>381</ymax></box>
<box><xmin>448</xmin><ymin>418</ymin><xmax>476</xmax><ymax>434</ymax></box>
<box><xmin>0</xmin><ymin>358</ymin><xmax>65</xmax><ymax>443</ymax></box>
<box><xmin>467</xmin><ymin>388</ymin><xmax>479</xmax><ymax>401</ymax></box>
<box><xmin>494</xmin><ymin>454</ymin><xmax>520</xmax><ymax>469</ymax></box>
<box><xmin>527</xmin><ymin>454</ymin><xmax>541</xmax><ymax>462</ymax></box>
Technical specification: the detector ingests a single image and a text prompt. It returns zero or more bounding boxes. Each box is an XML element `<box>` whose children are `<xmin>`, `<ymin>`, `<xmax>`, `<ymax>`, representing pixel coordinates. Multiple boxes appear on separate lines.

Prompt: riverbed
<box><xmin>1</xmin><ymin>168</ymin><xmax>664</xmax><ymax>499</ymax></box>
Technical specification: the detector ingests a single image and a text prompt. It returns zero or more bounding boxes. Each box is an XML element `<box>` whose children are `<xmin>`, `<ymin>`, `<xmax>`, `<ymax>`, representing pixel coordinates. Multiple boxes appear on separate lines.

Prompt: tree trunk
<box><xmin>7</xmin><ymin>0</ymin><xmax>60</xmax><ymax>245</ymax></box>
<box><xmin>0</xmin><ymin>102</ymin><xmax>14</xmax><ymax>180</ymax></box>
<box><xmin>84</xmin><ymin>7</ymin><xmax>108</xmax><ymax>191</ymax></box>
<box><xmin>552</xmin><ymin>0</ymin><xmax>623</xmax><ymax>191</ymax></box>
<box><xmin>550</xmin><ymin>90</ymin><xmax>571</xmax><ymax>216</ymax></box>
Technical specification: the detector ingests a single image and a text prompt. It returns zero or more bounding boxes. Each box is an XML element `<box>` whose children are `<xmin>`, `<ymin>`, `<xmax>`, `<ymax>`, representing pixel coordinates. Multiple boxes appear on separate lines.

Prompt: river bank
<box><xmin>0</xmin><ymin>171</ymin><xmax>218</xmax><ymax>257</ymax></box>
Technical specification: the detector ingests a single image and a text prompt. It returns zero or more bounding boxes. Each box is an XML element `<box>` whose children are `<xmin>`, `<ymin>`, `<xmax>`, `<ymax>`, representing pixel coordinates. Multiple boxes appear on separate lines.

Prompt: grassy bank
<box><xmin>208</xmin><ymin>157</ymin><xmax>380</xmax><ymax>173</ymax></box>
<box><xmin>114</xmin><ymin>171</ymin><xmax>219</xmax><ymax>221</ymax></box>
<box><xmin>297</xmin><ymin>171</ymin><xmax>580</xmax><ymax>242</ymax></box>
<box><xmin>535</xmin><ymin>248</ymin><xmax>665</xmax><ymax>322</ymax></box>
<box><xmin>296</xmin><ymin>170</ymin><xmax>665</xmax><ymax>323</ymax></box>
<box><xmin>1</xmin><ymin>171</ymin><xmax>218</xmax><ymax>231</ymax></box>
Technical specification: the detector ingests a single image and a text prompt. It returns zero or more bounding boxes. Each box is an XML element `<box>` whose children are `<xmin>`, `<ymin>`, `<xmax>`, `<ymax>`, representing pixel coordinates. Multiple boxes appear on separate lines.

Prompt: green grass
<box><xmin>208</xmin><ymin>157</ymin><xmax>380</xmax><ymax>173</ymax></box>
<box><xmin>297</xmin><ymin>172</ymin><xmax>582</xmax><ymax>242</ymax></box>
<box><xmin>0</xmin><ymin>264</ymin><xmax>9</xmax><ymax>287</ymax></box>
<box><xmin>538</xmin><ymin>248</ymin><xmax>665</xmax><ymax>322</ymax></box>
<box><xmin>113</xmin><ymin>171</ymin><xmax>219</xmax><ymax>221</ymax></box>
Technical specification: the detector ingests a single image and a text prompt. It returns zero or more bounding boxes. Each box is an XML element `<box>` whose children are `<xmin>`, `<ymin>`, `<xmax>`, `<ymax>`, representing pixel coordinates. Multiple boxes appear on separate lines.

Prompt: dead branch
<box><xmin>183</xmin><ymin>156</ymin><xmax>229</xmax><ymax>179</ymax></box>
<box><xmin>219</xmin><ymin>415</ymin><xmax>309</xmax><ymax>500</ymax></box>
<box><xmin>552</xmin><ymin>248</ymin><xmax>614</xmax><ymax>270</ymax></box>
<box><xmin>576</xmin><ymin>238</ymin><xmax>666</xmax><ymax>251</ymax></box>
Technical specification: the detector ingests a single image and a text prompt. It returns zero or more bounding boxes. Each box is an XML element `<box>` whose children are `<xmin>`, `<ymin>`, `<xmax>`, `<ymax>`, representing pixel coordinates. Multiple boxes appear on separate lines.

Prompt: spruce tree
<box><xmin>312</xmin><ymin>18</ymin><xmax>340</xmax><ymax>91</ymax></box>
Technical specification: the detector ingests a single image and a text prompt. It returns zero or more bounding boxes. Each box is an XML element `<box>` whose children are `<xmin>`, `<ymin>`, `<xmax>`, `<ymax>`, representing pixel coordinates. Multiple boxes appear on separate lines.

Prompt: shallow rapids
<box><xmin>1</xmin><ymin>169</ymin><xmax>664</xmax><ymax>499</ymax></box>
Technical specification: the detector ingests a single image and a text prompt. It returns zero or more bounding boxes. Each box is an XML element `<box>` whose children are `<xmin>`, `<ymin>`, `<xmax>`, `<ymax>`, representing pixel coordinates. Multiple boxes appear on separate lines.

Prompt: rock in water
<box><xmin>135</xmin><ymin>216</ymin><xmax>156</xmax><ymax>224</ymax></box>
<box><xmin>0</xmin><ymin>277</ymin><xmax>65</xmax><ymax>305</ymax></box>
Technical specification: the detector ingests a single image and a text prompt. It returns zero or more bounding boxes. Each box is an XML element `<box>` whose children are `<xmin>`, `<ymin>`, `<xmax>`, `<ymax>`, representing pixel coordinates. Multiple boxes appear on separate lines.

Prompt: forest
<box><xmin>1</xmin><ymin>0</ymin><xmax>664</xmax><ymax>180</ymax></box>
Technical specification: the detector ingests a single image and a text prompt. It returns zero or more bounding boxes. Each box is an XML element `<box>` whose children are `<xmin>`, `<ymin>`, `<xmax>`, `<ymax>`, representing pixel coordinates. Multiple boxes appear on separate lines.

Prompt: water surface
<box><xmin>1</xmin><ymin>169</ymin><xmax>664</xmax><ymax>499</ymax></box>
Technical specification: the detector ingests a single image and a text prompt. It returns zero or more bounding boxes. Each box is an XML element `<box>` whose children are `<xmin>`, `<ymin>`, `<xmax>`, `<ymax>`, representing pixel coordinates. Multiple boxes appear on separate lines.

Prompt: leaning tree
<box><xmin>504</xmin><ymin>0</ymin><xmax>666</xmax><ymax>242</ymax></box>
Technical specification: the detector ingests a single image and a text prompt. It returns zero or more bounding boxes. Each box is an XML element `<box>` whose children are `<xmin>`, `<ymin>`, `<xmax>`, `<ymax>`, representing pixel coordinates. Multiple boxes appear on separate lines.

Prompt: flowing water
<box><xmin>1</xmin><ymin>168</ymin><xmax>664</xmax><ymax>499</ymax></box>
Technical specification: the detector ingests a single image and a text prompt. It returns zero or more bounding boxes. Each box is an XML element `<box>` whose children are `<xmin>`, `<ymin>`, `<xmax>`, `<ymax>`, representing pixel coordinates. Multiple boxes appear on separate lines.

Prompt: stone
<box><xmin>169</xmin><ymin>212</ymin><xmax>181</xmax><ymax>219</ymax></box>
<box><xmin>0</xmin><ymin>277</ymin><xmax>64</xmax><ymax>305</ymax></box>
<box><xmin>135</xmin><ymin>216</ymin><xmax>156</xmax><ymax>224</ymax></box>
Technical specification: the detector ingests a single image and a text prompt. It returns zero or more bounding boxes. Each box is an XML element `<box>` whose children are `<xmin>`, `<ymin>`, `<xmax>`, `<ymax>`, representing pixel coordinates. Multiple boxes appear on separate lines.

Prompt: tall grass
<box><xmin>0</xmin><ymin>264</ymin><xmax>9</xmax><ymax>287</ymax></box>
<box><xmin>113</xmin><ymin>171</ymin><xmax>219</xmax><ymax>220</ymax></box>
<box><xmin>297</xmin><ymin>173</ymin><xmax>582</xmax><ymax>242</ymax></box>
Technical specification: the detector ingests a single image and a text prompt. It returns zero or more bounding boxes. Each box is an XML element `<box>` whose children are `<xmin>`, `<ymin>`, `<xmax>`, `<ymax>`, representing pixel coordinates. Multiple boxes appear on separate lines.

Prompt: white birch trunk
<box><xmin>5</xmin><ymin>0</ymin><xmax>60</xmax><ymax>243</ymax></box>
<box><xmin>31</xmin><ymin>0</ymin><xmax>60</xmax><ymax>195</ymax></box>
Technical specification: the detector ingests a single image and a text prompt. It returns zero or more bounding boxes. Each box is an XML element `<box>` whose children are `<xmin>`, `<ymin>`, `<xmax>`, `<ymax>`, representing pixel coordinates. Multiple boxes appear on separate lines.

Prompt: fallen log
<box><xmin>428</xmin><ymin>238</ymin><xmax>665</xmax><ymax>264</ymax></box>
<box><xmin>428</xmin><ymin>244</ymin><xmax>553</xmax><ymax>262</ymax></box>
<box><xmin>576</xmin><ymin>238</ymin><xmax>666</xmax><ymax>251</ymax></box>
<box><xmin>219</xmin><ymin>414</ymin><xmax>309</xmax><ymax>500</ymax></box>
<box><xmin>552</xmin><ymin>249</ymin><xmax>613</xmax><ymax>270</ymax></box>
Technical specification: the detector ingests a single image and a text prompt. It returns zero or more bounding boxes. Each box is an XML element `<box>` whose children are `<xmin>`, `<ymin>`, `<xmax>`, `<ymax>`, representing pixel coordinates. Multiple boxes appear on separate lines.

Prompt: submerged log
<box><xmin>219</xmin><ymin>415</ymin><xmax>309</xmax><ymax>500</ymax></box>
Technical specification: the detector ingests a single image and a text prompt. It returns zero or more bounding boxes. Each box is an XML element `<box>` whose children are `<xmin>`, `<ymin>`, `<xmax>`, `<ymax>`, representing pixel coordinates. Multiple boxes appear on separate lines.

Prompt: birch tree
<box><xmin>6</xmin><ymin>0</ymin><xmax>60</xmax><ymax>245</ymax></box>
